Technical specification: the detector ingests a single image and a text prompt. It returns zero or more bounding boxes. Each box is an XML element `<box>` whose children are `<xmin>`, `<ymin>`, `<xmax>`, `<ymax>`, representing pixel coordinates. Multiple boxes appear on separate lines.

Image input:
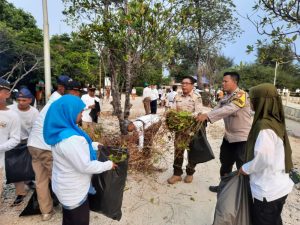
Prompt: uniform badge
<box><xmin>232</xmin><ymin>91</ymin><xmax>246</xmax><ymax>108</ymax></box>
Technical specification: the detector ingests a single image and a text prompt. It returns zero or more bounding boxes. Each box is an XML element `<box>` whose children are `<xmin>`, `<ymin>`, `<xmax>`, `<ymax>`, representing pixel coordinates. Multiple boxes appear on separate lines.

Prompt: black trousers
<box><xmin>150</xmin><ymin>100</ymin><xmax>157</xmax><ymax>114</ymax></box>
<box><xmin>253</xmin><ymin>195</ymin><xmax>288</xmax><ymax>225</ymax></box>
<box><xmin>62</xmin><ymin>199</ymin><xmax>90</xmax><ymax>225</ymax></box>
<box><xmin>219</xmin><ymin>139</ymin><xmax>246</xmax><ymax>177</ymax></box>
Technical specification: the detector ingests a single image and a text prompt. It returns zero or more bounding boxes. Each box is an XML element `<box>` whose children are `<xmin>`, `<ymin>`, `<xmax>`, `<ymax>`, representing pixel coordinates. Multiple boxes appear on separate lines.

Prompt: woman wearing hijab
<box><xmin>239</xmin><ymin>83</ymin><xmax>294</xmax><ymax>225</ymax></box>
<box><xmin>43</xmin><ymin>95</ymin><xmax>116</xmax><ymax>225</ymax></box>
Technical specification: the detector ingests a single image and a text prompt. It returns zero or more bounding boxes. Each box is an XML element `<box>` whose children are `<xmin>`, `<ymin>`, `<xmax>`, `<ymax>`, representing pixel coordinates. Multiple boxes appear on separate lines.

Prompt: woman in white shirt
<box><xmin>239</xmin><ymin>83</ymin><xmax>294</xmax><ymax>225</ymax></box>
<box><xmin>43</xmin><ymin>95</ymin><xmax>116</xmax><ymax>225</ymax></box>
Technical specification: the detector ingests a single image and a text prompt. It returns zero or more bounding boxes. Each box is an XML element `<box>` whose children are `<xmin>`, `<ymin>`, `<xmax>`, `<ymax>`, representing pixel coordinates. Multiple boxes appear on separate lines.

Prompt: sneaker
<box><xmin>12</xmin><ymin>195</ymin><xmax>26</xmax><ymax>206</ymax></box>
<box><xmin>184</xmin><ymin>175</ymin><xmax>193</xmax><ymax>183</ymax></box>
<box><xmin>41</xmin><ymin>210</ymin><xmax>55</xmax><ymax>221</ymax></box>
<box><xmin>167</xmin><ymin>175</ymin><xmax>182</xmax><ymax>184</ymax></box>
<box><xmin>209</xmin><ymin>185</ymin><xmax>220</xmax><ymax>193</ymax></box>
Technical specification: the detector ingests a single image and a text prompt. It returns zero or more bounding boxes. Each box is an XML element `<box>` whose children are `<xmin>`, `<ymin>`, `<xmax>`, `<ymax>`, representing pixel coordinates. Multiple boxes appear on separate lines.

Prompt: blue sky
<box><xmin>8</xmin><ymin>0</ymin><xmax>259</xmax><ymax>65</ymax></box>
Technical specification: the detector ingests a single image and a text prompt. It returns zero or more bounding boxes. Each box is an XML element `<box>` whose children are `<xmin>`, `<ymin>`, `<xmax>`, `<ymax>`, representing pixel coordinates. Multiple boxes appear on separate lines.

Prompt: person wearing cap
<box><xmin>142</xmin><ymin>83</ymin><xmax>152</xmax><ymax>115</ymax></box>
<box><xmin>81</xmin><ymin>85</ymin><xmax>100</xmax><ymax>130</ymax></box>
<box><xmin>196</xmin><ymin>71</ymin><xmax>252</xmax><ymax>192</ymax></box>
<box><xmin>0</xmin><ymin>78</ymin><xmax>21</xmax><ymax>205</ymax></box>
<box><xmin>239</xmin><ymin>83</ymin><xmax>294</xmax><ymax>225</ymax></box>
<box><xmin>27</xmin><ymin>74</ymin><xmax>71</xmax><ymax>221</ymax></box>
<box><xmin>8</xmin><ymin>87</ymin><xmax>39</xmax><ymax>205</ymax></box>
<box><xmin>126</xmin><ymin>114</ymin><xmax>161</xmax><ymax>151</ymax></box>
<box><xmin>167</xmin><ymin>76</ymin><xmax>203</xmax><ymax>184</ymax></box>
<box><xmin>65</xmin><ymin>80</ymin><xmax>82</xmax><ymax>97</ymax></box>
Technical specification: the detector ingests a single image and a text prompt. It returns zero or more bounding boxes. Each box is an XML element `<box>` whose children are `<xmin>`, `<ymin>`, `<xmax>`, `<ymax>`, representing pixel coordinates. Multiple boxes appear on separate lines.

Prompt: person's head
<box><xmin>0</xmin><ymin>78</ymin><xmax>11</xmax><ymax>105</ymax></box>
<box><xmin>222</xmin><ymin>72</ymin><xmax>240</xmax><ymax>94</ymax></box>
<box><xmin>144</xmin><ymin>82</ymin><xmax>149</xmax><ymax>88</ymax></box>
<box><xmin>65</xmin><ymin>80</ymin><xmax>82</xmax><ymax>96</ymax></box>
<box><xmin>172</xmin><ymin>85</ymin><xmax>177</xmax><ymax>92</ymax></box>
<box><xmin>56</xmin><ymin>75</ymin><xmax>72</xmax><ymax>95</ymax></box>
<box><xmin>181</xmin><ymin>76</ymin><xmax>196</xmax><ymax>95</ymax></box>
<box><xmin>127</xmin><ymin>122</ymin><xmax>136</xmax><ymax>132</ymax></box>
<box><xmin>16</xmin><ymin>88</ymin><xmax>33</xmax><ymax>110</ymax></box>
<box><xmin>88</xmin><ymin>84</ymin><xmax>96</xmax><ymax>97</ymax></box>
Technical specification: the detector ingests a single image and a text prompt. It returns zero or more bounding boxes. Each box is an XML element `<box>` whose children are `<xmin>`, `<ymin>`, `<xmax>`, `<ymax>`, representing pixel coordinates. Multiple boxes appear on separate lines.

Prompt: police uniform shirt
<box><xmin>171</xmin><ymin>91</ymin><xmax>203</xmax><ymax>115</ymax></box>
<box><xmin>207</xmin><ymin>88</ymin><xmax>252</xmax><ymax>143</ymax></box>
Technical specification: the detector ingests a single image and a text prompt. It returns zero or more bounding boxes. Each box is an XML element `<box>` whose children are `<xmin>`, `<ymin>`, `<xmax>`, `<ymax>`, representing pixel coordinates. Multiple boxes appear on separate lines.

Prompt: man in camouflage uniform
<box><xmin>197</xmin><ymin>71</ymin><xmax>252</xmax><ymax>192</ymax></box>
<box><xmin>167</xmin><ymin>76</ymin><xmax>203</xmax><ymax>184</ymax></box>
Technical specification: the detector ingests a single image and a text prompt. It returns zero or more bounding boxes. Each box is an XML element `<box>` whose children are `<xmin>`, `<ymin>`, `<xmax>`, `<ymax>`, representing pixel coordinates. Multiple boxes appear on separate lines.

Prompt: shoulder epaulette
<box><xmin>232</xmin><ymin>90</ymin><xmax>246</xmax><ymax>108</ymax></box>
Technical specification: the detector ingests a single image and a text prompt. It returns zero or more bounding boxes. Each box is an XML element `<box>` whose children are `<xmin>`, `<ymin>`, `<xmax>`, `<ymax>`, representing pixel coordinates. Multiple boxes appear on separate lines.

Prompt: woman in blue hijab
<box><xmin>43</xmin><ymin>95</ymin><xmax>116</xmax><ymax>225</ymax></box>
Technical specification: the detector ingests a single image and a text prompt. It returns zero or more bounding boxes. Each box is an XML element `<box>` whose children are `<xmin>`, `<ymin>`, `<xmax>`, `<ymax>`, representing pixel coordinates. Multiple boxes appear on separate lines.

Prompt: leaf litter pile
<box><xmin>83</xmin><ymin>121</ymin><xmax>163</xmax><ymax>172</ymax></box>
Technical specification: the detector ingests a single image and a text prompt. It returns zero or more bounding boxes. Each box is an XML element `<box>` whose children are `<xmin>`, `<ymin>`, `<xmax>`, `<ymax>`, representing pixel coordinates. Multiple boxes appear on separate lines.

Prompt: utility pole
<box><xmin>274</xmin><ymin>60</ymin><xmax>290</xmax><ymax>86</ymax></box>
<box><xmin>42</xmin><ymin>0</ymin><xmax>51</xmax><ymax>102</ymax></box>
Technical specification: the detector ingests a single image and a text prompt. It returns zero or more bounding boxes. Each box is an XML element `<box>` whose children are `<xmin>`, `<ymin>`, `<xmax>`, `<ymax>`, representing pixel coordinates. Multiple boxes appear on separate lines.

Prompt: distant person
<box><xmin>150</xmin><ymin>85</ymin><xmax>159</xmax><ymax>114</ymax></box>
<box><xmin>43</xmin><ymin>95</ymin><xmax>116</xmax><ymax>225</ymax></box>
<box><xmin>166</xmin><ymin>85</ymin><xmax>177</xmax><ymax>108</ymax></box>
<box><xmin>239</xmin><ymin>83</ymin><xmax>294</xmax><ymax>225</ymax></box>
<box><xmin>142</xmin><ymin>83</ymin><xmax>152</xmax><ymax>115</ymax></box>
<box><xmin>131</xmin><ymin>87</ymin><xmax>137</xmax><ymax>100</ymax></box>
<box><xmin>197</xmin><ymin>72</ymin><xmax>252</xmax><ymax>193</ymax></box>
<box><xmin>0</xmin><ymin>78</ymin><xmax>21</xmax><ymax>206</ymax></box>
<box><xmin>105</xmin><ymin>87</ymin><xmax>110</xmax><ymax>101</ymax></box>
<box><xmin>81</xmin><ymin>85</ymin><xmax>100</xmax><ymax>130</ymax></box>
<box><xmin>8</xmin><ymin>88</ymin><xmax>39</xmax><ymax>206</ymax></box>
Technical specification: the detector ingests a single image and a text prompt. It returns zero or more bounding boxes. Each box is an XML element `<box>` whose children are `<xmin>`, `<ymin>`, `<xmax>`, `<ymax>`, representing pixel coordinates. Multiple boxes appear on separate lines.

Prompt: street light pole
<box><xmin>42</xmin><ymin>0</ymin><xmax>51</xmax><ymax>102</ymax></box>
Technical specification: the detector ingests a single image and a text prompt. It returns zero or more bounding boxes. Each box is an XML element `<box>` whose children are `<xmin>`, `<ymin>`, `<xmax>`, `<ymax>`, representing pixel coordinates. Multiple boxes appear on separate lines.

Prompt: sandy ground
<box><xmin>0</xmin><ymin>96</ymin><xmax>299</xmax><ymax>225</ymax></box>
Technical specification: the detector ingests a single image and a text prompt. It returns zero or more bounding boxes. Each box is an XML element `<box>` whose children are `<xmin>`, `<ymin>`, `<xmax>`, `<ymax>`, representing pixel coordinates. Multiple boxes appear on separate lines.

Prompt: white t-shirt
<box><xmin>27</xmin><ymin>91</ymin><xmax>62</xmax><ymax>150</ymax></box>
<box><xmin>150</xmin><ymin>88</ymin><xmax>159</xmax><ymax>101</ymax></box>
<box><xmin>242</xmin><ymin>129</ymin><xmax>294</xmax><ymax>202</ymax></box>
<box><xmin>81</xmin><ymin>94</ymin><xmax>100</xmax><ymax>123</ymax></box>
<box><xmin>8</xmin><ymin>104</ymin><xmax>39</xmax><ymax>140</ymax></box>
<box><xmin>142</xmin><ymin>87</ymin><xmax>152</xmax><ymax>99</ymax></box>
<box><xmin>0</xmin><ymin>109</ymin><xmax>21</xmax><ymax>169</ymax></box>
<box><xmin>133</xmin><ymin>114</ymin><xmax>160</xmax><ymax>150</ymax></box>
<box><xmin>52</xmin><ymin>135</ymin><xmax>112</xmax><ymax>207</ymax></box>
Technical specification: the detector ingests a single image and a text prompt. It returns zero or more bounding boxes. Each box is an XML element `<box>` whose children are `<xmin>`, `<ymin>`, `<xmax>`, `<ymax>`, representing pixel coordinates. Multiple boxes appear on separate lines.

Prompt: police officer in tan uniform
<box><xmin>167</xmin><ymin>76</ymin><xmax>203</xmax><ymax>184</ymax></box>
<box><xmin>197</xmin><ymin>72</ymin><xmax>252</xmax><ymax>192</ymax></box>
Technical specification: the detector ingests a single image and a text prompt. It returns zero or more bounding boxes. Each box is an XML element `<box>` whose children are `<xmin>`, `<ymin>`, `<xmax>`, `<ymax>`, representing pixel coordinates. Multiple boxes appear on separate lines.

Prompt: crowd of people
<box><xmin>0</xmin><ymin>71</ymin><xmax>297</xmax><ymax>225</ymax></box>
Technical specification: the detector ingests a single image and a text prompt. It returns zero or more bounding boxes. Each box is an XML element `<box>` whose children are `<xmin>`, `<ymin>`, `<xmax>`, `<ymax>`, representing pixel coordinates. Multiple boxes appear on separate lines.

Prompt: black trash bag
<box><xmin>89</xmin><ymin>100</ymin><xmax>100</xmax><ymax>123</ymax></box>
<box><xmin>5</xmin><ymin>144</ymin><xmax>35</xmax><ymax>184</ymax></box>
<box><xmin>213</xmin><ymin>171</ymin><xmax>252</xmax><ymax>225</ymax></box>
<box><xmin>88</xmin><ymin>146</ymin><xmax>129</xmax><ymax>221</ymax></box>
<box><xmin>19</xmin><ymin>183</ymin><xmax>60</xmax><ymax>217</ymax></box>
<box><xmin>188</xmin><ymin>124</ymin><xmax>215</xmax><ymax>164</ymax></box>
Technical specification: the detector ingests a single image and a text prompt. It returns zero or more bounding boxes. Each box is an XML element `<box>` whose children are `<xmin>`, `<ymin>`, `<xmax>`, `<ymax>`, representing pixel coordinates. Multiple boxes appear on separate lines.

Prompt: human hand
<box><xmin>195</xmin><ymin>113</ymin><xmax>208</xmax><ymax>122</ymax></box>
<box><xmin>89</xmin><ymin>104</ymin><xmax>95</xmax><ymax>109</ymax></box>
<box><xmin>238</xmin><ymin>166</ymin><xmax>248</xmax><ymax>176</ymax></box>
<box><xmin>111</xmin><ymin>163</ymin><xmax>118</xmax><ymax>170</ymax></box>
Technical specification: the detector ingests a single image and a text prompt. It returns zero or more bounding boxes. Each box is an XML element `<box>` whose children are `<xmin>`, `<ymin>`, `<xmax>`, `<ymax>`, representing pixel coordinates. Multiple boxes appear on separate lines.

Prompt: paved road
<box><xmin>286</xmin><ymin>118</ymin><xmax>300</xmax><ymax>138</ymax></box>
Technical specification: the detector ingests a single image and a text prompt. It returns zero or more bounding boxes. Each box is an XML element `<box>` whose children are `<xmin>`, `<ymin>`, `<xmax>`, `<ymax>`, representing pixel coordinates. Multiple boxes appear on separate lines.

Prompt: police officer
<box><xmin>196</xmin><ymin>71</ymin><xmax>252</xmax><ymax>192</ymax></box>
<box><xmin>167</xmin><ymin>76</ymin><xmax>203</xmax><ymax>184</ymax></box>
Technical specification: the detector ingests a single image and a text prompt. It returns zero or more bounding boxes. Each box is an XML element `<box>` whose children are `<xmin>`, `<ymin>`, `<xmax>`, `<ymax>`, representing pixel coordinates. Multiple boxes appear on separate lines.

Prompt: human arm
<box><xmin>205</xmin><ymin>102</ymin><xmax>240</xmax><ymax>123</ymax></box>
<box><xmin>60</xmin><ymin>136</ymin><xmax>113</xmax><ymax>174</ymax></box>
<box><xmin>0</xmin><ymin>113</ymin><xmax>21</xmax><ymax>152</ymax></box>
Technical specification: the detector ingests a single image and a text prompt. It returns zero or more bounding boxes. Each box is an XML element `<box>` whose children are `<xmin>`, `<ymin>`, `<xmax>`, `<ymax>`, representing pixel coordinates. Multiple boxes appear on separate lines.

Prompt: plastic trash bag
<box><xmin>188</xmin><ymin>125</ymin><xmax>215</xmax><ymax>164</ymax></box>
<box><xmin>89</xmin><ymin>146</ymin><xmax>129</xmax><ymax>221</ymax></box>
<box><xmin>19</xmin><ymin>184</ymin><xmax>59</xmax><ymax>217</ymax></box>
<box><xmin>5</xmin><ymin>144</ymin><xmax>35</xmax><ymax>184</ymax></box>
<box><xmin>213</xmin><ymin>171</ymin><xmax>252</xmax><ymax>225</ymax></box>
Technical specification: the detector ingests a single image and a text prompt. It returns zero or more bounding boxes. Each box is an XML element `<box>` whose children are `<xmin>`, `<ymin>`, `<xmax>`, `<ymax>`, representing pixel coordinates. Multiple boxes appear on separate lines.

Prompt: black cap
<box><xmin>57</xmin><ymin>75</ymin><xmax>72</xmax><ymax>86</ymax></box>
<box><xmin>65</xmin><ymin>80</ymin><xmax>82</xmax><ymax>91</ymax></box>
<box><xmin>0</xmin><ymin>78</ymin><xmax>10</xmax><ymax>90</ymax></box>
<box><xmin>88</xmin><ymin>84</ymin><xmax>96</xmax><ymax>90</ymax></box>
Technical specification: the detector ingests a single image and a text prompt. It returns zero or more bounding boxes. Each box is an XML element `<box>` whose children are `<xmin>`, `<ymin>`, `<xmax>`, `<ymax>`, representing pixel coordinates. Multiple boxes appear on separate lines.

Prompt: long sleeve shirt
<box><xmin>52</xmin><ymin>135</ymin><xmax>113</xmax><ymax>207</ymax></box>
<box><xmin>27</xmin><ymin>91</ymin><xmax>61</xmax><ymax>151</ymax></box>
<box><xmin>0</xmin><ymin>109</ymin><xmax>21</xmax><ymax>169</ymax></box>
<box><xmin>142</xmin><ymin>87</ymin><xmax>152</xmax><ymax>99</ymax></box>
<box><xmin>171</xmin><ymin>91</ymin><xmax>203</xmax><ymax>116</ymax></box>
<box><xmin>133</xmin><ymin>114</ymin><xmax>160</xmax><ymax>150</ymax></box>
<box><xmin>207</xmin><ymin>88</ymin><xmax>251</xmax><ymax>143</ymax></box>
<box><xmin>81</xmin><ymin>94</ymin><xmax>100</xmax><ymax>123</ymax></box>
<box><xmin>242</xmin><ymin>129</ymin><xmax>294</xmax><ymax>202</ymax></box>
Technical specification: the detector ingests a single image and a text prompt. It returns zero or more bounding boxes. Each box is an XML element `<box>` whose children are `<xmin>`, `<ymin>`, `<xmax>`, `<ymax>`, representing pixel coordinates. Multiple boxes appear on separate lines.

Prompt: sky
<box><xmin>8</xmin><ymin>0</ymin><xmax>260</xmax><ymax>65</ymax></box>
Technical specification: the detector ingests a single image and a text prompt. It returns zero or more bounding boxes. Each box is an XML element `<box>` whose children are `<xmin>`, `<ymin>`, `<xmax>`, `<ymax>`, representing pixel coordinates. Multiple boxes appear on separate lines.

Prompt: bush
<box><xmin>135</xmin><ymin>87</ymin><xmax>143</xmax><ymax>96</ymax></box>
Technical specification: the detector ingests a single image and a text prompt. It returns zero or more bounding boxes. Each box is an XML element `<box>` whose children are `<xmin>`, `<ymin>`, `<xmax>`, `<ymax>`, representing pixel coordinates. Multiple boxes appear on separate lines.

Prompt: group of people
<box><xmin>0</xmin><ymin>75</ymin><xmax>114</xmax><ymax>225</ymax></box>
<box><xmin>0</xmin><ymin>70</ymin><xmax>296</xmax><ymax>225</ymax></box>
<box><xmin>164</xmin><ymin>72</ymin><xmax>294</xmax><ymax>225</ymax></box>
